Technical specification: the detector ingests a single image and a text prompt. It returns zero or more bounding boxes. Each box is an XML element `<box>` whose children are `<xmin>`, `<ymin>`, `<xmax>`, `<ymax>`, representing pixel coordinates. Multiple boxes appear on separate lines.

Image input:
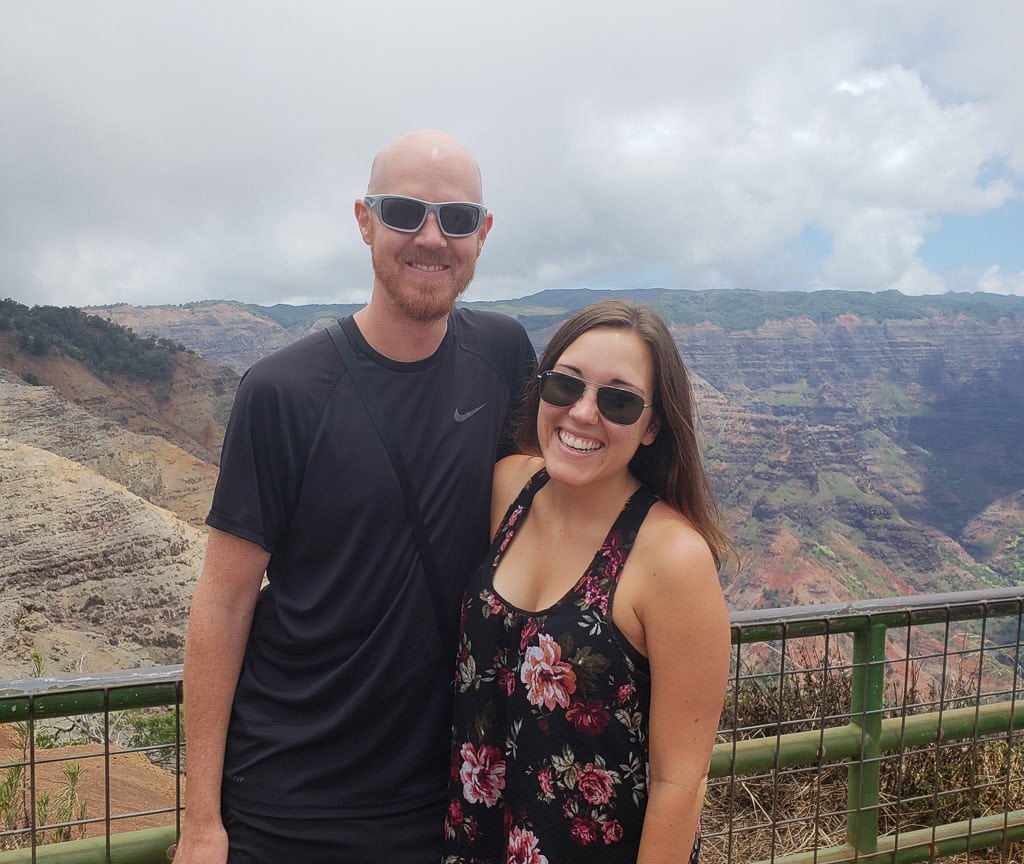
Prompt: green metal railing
<box><xmin>1</xmin><ymin>587</ymin><xmax>1022</xmax><ymax>863</ymax></box>
<box><xmin>707</xmin><ymin>587</ymin><xmax>1024</xmax><ymax>863</ymax></box>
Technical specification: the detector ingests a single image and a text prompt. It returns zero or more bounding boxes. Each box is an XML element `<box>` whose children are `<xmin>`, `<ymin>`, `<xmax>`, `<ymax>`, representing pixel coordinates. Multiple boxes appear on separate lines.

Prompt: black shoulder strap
<box><xmin>326</xmin><ymin>318</ymin><xmax>455</xmax><ymax>660</ymax></box>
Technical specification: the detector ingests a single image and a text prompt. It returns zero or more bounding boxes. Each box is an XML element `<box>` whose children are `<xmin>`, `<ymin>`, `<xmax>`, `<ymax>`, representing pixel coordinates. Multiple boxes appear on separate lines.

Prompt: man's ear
<box><xmin>354</xmin><ymin>199</ymin><xmax>373</xmax><ymax>246</ymax></box>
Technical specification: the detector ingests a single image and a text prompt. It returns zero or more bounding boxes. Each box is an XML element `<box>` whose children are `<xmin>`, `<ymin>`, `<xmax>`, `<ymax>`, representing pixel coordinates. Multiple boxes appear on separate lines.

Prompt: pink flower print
<box><xmin>581</xmin><ymin>574</ymin><xmax>609</xmax><ymax>615</ymax></box>
<box><xmin>507</xmin><ymin>826</ymin><xmax>549</xmax><ymax>864</ymax></box>
<box><xmin>602</xmin><ymin>819</ymin><xmax>624</xmax><ymax>844</ymax></box>
<box><xmin>601</xmin><ymin>530</ymin><xmax>628</xmax><ymax>579</ymax></box>
<box><xmin>445</xmin><ymin>798</ymin><xmax>464</xmax><ymax>829</ymax></box>
<box><xmin>577</xmin><ymin>763</ymin><xmax>614</xmax><ymax>805</ymax></box>
<box><xmin>458</xmin><ymin>742</ymin><xmax>506</xmax><ymax>807</ymax></box>
<box><xmin>570</xmin><ymin>816</ymin><xmax>600</xmax><ymax>846</ymax></box>
<box><xmin>537</xmin><ymin>766</ymin><xmax>554</xmax><ymax>795</ymax></box>
<box><xmin>520</xmin><ymin>633</ymin><xmax>577</xmax><ymax>710</ymax></box>
<box><xmin>617</xmin><ymin>683</ymin><xmax>635</xmax><ymax>705</ymax></box>
<box><xmin>498</xmin><ymin>505</ymin><xmax>524</xmax><ymax>554</ymax></box>
<box><xmin>488</xmin><ymin>592</ymin><xmax>504</xmax><ymax>615</ymax></box>
<box><xmin>519</xmin><ymin>616</ymin><xmax>540</xmax><ymax>651</ymax></box>
<box><xmin>566</xmin><ymin>698</ymin><xmax>611</xmax><ymax>736</ymax></box>
<box><xmin>498</xmin><ymin>667</ymin><xmax>516</xmax><ymax>695</ymax></box>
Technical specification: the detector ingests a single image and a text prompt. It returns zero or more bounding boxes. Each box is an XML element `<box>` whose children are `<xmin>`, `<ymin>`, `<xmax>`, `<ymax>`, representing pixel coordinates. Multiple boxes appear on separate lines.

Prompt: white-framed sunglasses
<box><xmin>363</xmin><ymin>195</ymin><xmax>488</xmax><ymax>238</ymax></box>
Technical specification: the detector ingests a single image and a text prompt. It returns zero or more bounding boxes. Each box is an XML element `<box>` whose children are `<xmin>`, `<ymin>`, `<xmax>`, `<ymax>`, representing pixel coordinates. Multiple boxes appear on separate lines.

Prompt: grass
<box><xmin>701</xmin><ymin>639</ymin><xmax>1024</xmax><ymax>863</ymax></box>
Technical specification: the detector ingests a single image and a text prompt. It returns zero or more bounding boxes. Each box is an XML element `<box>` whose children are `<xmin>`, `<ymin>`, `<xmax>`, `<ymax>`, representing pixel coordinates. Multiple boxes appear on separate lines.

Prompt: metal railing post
<box><xmin>846</xmin><ymin>620</ymin><xmax>887</xmax><ymax>856</ymax></box>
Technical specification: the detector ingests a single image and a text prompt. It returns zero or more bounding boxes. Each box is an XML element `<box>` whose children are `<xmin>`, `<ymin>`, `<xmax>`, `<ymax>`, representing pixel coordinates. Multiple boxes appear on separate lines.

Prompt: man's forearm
<box><xmin>181</xmin><ymin>595</ymin><xmax>253</xmax><ymax>827</ymax></box>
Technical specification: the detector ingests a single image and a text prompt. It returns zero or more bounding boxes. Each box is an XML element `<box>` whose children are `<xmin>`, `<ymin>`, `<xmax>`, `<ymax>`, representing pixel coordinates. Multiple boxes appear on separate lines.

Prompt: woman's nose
<box><xmin>568</xmin><ymin>386</ymin><xmax>600</xmax><ymax>423</ymax></box>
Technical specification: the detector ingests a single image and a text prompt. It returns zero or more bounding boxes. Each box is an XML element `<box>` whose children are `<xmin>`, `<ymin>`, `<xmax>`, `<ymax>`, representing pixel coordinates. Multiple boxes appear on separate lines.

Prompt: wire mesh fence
<box><xmin>0</xmin><ymin>589</ymin><xmax>1022</xmax><ymax>863</ymax></box>
<box><xmin>0</xmin><ymin>669</ymin><xmax>182</xmax><ymax>861</ymax></box>
<box><xmin>703</xmin><ymin>589</ymin><xmax>1024</xmax><ymax>864</ymax></box>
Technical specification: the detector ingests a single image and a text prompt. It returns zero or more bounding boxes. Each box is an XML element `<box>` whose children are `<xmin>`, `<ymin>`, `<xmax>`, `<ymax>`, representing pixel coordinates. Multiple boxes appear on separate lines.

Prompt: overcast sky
<box><xmin>2</xmin><ymin>1</ymin><xmax>1022</xmax><ymax>309</ymax></box>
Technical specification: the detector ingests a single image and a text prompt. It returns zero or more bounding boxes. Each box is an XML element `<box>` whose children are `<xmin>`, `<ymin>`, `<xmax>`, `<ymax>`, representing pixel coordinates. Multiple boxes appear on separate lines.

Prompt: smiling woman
<box><xmin>443</xmin><ymin>300</ymin><xmax>732</xmax><ymax>864</ymax></box>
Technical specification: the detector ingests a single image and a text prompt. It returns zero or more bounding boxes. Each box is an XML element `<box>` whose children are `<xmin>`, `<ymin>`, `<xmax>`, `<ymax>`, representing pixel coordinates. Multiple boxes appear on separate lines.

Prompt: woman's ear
<box><xmin>641</xmin><ymin>414</ymin><xmax>660</xmax><ymax>446</ymax></box>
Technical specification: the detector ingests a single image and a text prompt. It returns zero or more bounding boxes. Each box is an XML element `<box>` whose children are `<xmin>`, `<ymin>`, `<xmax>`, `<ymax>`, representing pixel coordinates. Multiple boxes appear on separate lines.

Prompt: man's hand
<box><xmin>167</xmin><ymin>820</ymin><xmax>229</xmax><ymax>863</ymax></box>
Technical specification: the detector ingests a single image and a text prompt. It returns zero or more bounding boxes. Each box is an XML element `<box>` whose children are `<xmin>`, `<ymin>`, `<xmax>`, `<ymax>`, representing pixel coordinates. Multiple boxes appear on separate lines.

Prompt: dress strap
<box><xmin>490</xmin><ymin>467</ymin><xmax>550</xmax><ymax>559</ymax></box>
<box><xmin>591</xmin><ymin>484</ymin><xmax>660</xmax><ymax>593</ymax></box>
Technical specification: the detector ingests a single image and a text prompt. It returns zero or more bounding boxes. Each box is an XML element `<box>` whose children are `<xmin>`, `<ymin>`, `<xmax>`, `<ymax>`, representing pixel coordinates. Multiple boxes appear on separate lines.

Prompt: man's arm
<box><xmin>173</xmin><ymin>528</ymin><xmax>269</xmax><ymax>864</ymax></box>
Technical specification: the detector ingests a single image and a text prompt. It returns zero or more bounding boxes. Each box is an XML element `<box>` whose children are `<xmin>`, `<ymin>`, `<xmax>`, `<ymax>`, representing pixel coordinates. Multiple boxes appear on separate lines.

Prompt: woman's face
<box><xmin>537</xmin><ymin>326</ymin><xmax>659</xmax><ymax>490</ymax></box>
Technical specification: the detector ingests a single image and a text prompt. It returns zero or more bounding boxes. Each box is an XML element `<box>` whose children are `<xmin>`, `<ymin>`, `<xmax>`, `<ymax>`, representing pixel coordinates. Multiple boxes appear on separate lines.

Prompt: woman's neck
<box><xmin>537</xmin><ymin>467</ymin><xmax>641</xmax><ymax>535</ymax></box>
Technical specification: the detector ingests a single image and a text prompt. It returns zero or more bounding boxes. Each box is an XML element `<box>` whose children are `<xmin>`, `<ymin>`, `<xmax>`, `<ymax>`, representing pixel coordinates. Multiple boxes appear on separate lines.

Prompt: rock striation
<box><xmin>0</xmin><ymin>438</ymin><xmax>205</xmax><ymax>680</ymax></box>
<box><xmin>0</xmin><ymin>380</ymin><xmax>217</xmax><ymax>527</ymax></box>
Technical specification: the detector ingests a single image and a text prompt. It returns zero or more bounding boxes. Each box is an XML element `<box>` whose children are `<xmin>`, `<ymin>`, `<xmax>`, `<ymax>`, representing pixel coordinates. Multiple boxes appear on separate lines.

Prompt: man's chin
<box><xmin>393</xmin><ymin>283</ymin><xmax>468</xmax><ymax>323</ymax></box>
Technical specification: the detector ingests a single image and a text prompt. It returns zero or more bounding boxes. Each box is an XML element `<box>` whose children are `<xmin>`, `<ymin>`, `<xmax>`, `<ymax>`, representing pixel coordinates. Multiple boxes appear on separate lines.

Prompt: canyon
<box><xmin>1</xmin><ymin>288</ymin><xmax>1021</xmax><ymax>677</ymax></box>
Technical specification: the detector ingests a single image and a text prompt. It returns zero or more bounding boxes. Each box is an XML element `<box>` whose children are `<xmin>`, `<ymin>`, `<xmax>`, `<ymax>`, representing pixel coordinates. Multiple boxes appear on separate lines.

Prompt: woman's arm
<box><xmin>635</xmin><ymin>521</ymin><xmax>731</xmax><ymax>864</ymax></box>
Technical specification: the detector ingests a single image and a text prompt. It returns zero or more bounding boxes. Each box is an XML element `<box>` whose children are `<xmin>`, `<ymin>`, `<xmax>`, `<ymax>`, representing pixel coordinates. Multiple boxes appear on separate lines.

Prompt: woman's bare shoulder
<box><xmin>491</xmin><ymin>455</ymin><xmax>544</xmax><ymax>533</ymax></box>
<box><xmin>634</xmin><ymin>502</ymin><xmax>720</xmax><ymax>594</ymax></box>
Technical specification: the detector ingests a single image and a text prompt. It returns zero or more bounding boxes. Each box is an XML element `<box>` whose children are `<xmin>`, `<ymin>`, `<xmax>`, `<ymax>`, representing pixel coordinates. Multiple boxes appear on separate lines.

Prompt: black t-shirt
<box><xmin>206</xmin><ymin>309</ymin><xmax>536</xmax><ymax>817</ymax></box>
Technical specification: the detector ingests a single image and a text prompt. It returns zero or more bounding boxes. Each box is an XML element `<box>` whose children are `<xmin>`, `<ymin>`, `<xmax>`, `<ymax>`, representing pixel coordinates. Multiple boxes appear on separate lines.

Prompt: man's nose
<box><xmin>414</xmin><ymin>212</ymin><xmax>448</xmax><ymax>248</ymax></box>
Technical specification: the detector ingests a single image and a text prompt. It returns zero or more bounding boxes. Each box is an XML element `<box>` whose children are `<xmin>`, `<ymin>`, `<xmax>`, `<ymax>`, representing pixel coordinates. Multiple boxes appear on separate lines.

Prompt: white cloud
<box><xmin>1</xmin><ymin>0</ymin><xmax>1022</xmax><ymax>306</ymax></box>
<box><xmin>977</xmin><ymin>265</ymin><xmax>1024</xmax><ymax>296</ymax></box>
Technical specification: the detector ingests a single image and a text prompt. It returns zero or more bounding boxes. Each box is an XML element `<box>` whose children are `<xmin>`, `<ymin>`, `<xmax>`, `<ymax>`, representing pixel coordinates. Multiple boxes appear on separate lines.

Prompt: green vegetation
<box><xmin>463</xmin><ymin>286</ymin><xmax>1024</xmax><ymax>333</ymax></box>
<box><xmin>0</xmin><ymin>298</ymin><xmax>192</xmax><ymax>384</ymax></box>
<box><xmin>1007</xmin><ymin>534</ymin><xmax>1024</xmax><ymax>582</ymax></box>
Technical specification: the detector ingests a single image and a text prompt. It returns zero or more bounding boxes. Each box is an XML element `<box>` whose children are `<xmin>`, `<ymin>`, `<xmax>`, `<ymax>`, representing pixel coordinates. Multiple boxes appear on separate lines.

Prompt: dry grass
<box><xmin>699</xmin><ymin>637</ymin><xmax>1024</xmax><ymax>863</ymax></box>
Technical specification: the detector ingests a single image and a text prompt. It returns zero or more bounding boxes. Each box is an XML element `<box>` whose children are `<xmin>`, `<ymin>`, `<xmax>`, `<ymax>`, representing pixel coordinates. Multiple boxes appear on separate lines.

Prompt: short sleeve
<box><xmin>206</xmin><ymin>367</ymin><xmax>300</xmax><ymax>552</ymax></box>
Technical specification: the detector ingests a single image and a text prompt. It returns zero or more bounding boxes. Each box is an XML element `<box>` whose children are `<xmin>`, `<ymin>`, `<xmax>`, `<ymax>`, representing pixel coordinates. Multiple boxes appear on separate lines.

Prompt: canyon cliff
<box><xmin>2</xmin><ymin>289</ymin><xmax>1022</xmax><ymax>675</ymax></box>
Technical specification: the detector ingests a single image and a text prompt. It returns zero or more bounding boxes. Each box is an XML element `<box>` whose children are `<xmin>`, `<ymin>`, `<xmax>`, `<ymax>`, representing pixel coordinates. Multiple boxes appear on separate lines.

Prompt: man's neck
<box><xmin>352</xmin><ymin>302</ymin><xmax>450</xmax><ymax>362</ymax></box>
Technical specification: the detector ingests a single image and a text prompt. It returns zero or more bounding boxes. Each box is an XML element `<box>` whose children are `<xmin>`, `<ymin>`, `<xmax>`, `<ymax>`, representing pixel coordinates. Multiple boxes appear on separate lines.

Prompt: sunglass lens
<box><xmin>439</xmin><ymin>204</ymin><xmax>481</xmax><ymax>236</ymax></box>
<box><xmin>597</xmin><ymin>388</ymin><xmax>645</xmax><ymax>425</ymax></box>
<box><xmin>379</xmin><ymin>197</ymin><xmax>426</xmax><ymax>231</ymax></box>
<box><xmin>539</xmin><ymin>371</ymin><xmax>583</xmax><ymax>407</ymax></box>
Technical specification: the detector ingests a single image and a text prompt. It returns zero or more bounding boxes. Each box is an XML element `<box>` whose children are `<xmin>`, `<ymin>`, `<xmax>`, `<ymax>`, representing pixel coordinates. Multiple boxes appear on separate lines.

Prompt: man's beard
<box><xmin>381</xmin><ymin>263</ymin><xmax>477</xmax><ymax>323</ymax></box>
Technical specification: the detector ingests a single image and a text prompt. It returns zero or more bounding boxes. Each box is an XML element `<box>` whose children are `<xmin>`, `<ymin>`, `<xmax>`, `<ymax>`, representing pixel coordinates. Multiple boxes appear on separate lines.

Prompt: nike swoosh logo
<box><xmin>454</xmin><ymin>404</ymin><xmax>486</xmax><ymax>422</ymax></box>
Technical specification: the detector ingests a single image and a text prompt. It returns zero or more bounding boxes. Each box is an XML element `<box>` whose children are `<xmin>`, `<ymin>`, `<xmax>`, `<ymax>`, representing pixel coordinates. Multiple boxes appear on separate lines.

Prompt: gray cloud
<box><xmin>2</xmin><ymin>0</ymin><xmax>1021</xmax><ymax>307</ymax></box>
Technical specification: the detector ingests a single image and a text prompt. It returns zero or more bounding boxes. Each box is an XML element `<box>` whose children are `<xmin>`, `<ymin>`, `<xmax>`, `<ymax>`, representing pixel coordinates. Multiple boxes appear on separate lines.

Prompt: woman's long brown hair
<box><xmin>516</xmin><ymin>300</ymin><xmax>731</xmax><ymax>569</ymax></box>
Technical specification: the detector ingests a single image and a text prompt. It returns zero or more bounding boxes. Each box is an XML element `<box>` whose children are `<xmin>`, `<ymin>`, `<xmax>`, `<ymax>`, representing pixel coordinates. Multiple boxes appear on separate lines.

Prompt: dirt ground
<box><xmin>0</xmin><ymin>723</ymin><xmax>181</xmax><ymax>842</ymax></box>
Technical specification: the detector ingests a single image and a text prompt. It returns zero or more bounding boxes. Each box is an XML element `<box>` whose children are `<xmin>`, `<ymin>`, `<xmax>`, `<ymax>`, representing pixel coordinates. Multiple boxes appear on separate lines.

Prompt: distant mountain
<box><xmin>85</xmin><ymin>288</ymin><xmax>1024</xmax><ymax>610</ymax></box>
<box><xmin>1</xmin><ymin>300</ymin><xmax>238</xmax><ymax>463</ymax></box>
<box><xmin>2</xmin><ymin>289</ymin><xmax>1023</xmax><ymax>678</ymax></box>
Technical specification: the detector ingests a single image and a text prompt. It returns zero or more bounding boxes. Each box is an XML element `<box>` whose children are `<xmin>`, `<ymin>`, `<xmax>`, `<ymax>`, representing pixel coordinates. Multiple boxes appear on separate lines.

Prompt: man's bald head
<box><xmin>367</xmin><ymin>130</ymin><xmax>484</xmax><ymax>203</ymax></box>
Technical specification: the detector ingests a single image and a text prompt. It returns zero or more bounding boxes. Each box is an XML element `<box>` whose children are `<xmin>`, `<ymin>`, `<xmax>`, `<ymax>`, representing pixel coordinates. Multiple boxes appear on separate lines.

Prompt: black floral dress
<box><xmin>443</xmin><ymin>468</ymin><xmax>701</xmax><ymax>864</ymax></box>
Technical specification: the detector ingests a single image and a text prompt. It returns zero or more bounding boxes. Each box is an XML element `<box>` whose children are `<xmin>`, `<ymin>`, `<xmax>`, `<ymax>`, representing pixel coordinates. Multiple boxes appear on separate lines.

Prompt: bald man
<box><xmin>175</xmin><ymin>131</ymin><xmax>536</xmax><ymax>863</ymax></box>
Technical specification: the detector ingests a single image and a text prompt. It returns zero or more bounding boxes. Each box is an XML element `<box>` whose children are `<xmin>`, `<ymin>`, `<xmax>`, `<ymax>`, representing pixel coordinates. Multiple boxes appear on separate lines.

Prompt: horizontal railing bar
<box><xmin>0</xmin><ymin>685</ymin><xmax>179</xmax><ymax>723</ymax></box>
<box><xmin>710</xmin><ymin>700</ymin><xmax>1024</xmax><ymax>777</ymax></box>
<box><xmin>757</xmin><ymin>808</ymin><xmax>1024</xmax><ymax>864</ymax></box>
<box><xmin>0</xmin><ymin>824</ymin><xmax>177</xmax><ymax>864</ymax></box>
<box><xmin>731</xmin><ymin>587</ymin><xmax>1023</xmax><ymax>643</ymax></box>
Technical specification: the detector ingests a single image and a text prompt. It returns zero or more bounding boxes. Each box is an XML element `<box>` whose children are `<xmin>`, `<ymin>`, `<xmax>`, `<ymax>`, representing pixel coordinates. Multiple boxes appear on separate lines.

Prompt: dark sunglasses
<box><xmin>363</xmin><ymin>194</ymin><xmax>488</xmax><ymax>238</ymax></box>
<box><xmin>538</xmin><ymin>370</ymin><xmax>652</xmax><ymax>426</ymax></box>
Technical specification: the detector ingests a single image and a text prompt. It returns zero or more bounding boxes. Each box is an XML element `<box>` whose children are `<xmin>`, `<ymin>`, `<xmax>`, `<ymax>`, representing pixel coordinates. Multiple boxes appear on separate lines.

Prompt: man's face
<box><xmin>356</xmin><ymin>159</ymin><xmax>491</xmax><ymax>323</ymax></box>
